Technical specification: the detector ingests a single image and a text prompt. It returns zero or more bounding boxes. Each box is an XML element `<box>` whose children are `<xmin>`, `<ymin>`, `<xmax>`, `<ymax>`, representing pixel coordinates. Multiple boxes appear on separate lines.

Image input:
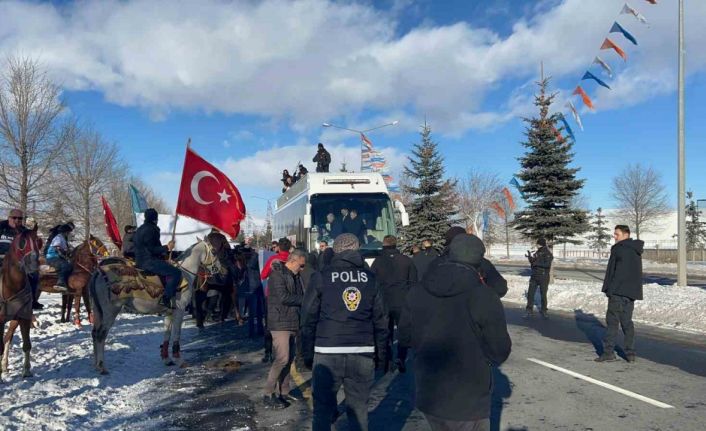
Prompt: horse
<box><xmin>89</xmin><ymin>239</ymin><xmax>221</xmax><ymax>374</ymax></box>
<box><xmin>0</xmin><ymin>228</ymin><xmax>40</xmax><ymax>381</ymax></box>
<box><xmin>39</xmin><ymin>236</ymin><xmax>109</xmax><ymax>327</ymax></box>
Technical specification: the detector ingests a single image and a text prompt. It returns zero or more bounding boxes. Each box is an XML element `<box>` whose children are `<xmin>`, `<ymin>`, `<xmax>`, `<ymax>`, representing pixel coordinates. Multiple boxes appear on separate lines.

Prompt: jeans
<box><xmin>141</xmin><ymin>259</ymin><xmax>182</xmax><ymax>299</ymax></box>
<box><xmin>47</xmin><ymin>257</ymin><xmax>73</xmax><ymax>286</ymax></box>
<box><xmin>603</xmin><ymin>295</ymin><xmax>635</xmax><ymax>355</ymax></box>
<box><xmin>312</xmin><ymin>353</ymin><xmax>374</xmax><ymax>431</ymax></box>
<box><xmin>388</xmin><ymin>309</ymin><xmax>408</xmax><ymax>366</ymax></box>
<box><xmin>264</xmin><ymin>330</ymin><xmax>296</xmax><ymax>395</ymax></box>
<box><xmin>244</xmin><ymin>292</ymin><xmax>265</xmax><ymax>337</ymax></box>
<box><xmin>526</xmin><ymin>273</ymin><xmax>549</xmax><ymax>312</ymax></box>
<box><xmin>424</xmin><ymin>414</ymin><xmax>490</xmax><ymax>431</ymax></box>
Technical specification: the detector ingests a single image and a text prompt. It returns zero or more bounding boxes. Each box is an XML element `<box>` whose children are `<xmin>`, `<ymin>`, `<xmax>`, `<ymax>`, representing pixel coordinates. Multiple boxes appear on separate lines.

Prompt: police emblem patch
<box><xmin>342</xmin><ymin>286</ymin><xmax>362</xmax><ymax>311</ymax></box>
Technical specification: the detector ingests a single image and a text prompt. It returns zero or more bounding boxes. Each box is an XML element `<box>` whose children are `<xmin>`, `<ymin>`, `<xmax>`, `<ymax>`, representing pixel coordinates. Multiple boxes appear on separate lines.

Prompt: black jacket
<box><xmin>317</xmin><ymin>247</ymin><xmax>334</xmax><ymax>271</ymax></box>
<box><xmin>267</xmin><ymin>260</ymin><xmax>304</xmax><ymax>331</ymax></box>
<box><xmin>529</xmin><ymin>246</ymin><xmax>553</xmax><ymax>277</ymax></box>
<box><xmin>244</xmin><ymin>248</ymin><xmax>263</xmax><ymax>295</ymax></box>
<box><xmin>301</xmin><ymin>250</ymin><xmax>388</xmax><ymax>362</ymax></box>
<box><xmin>313</xmin><ymin>148</ymin><xmax>331</xmax><ymax>172</ymax></box>
<box><xmin>343</xmin><ymin>217</ymin><xmax>366</xmax><ymax>241</ymax></box>
<box><xmin>399</xmin><ymin>234</ymin><xmax>511</xmax><ymax>421</ymax></box>
<box><xmin>121</xmin><ymin>232</ymin><xmax>135</xmax><ymax>258</ymax></box>
<box><xmin>602</xmin><ymin>238</ymin><xmax>644</xmax><ymax>300</ymax></box>
<box><xmin>427</xmin><ymin>247</ymin><xmax>508</xmax><ymax>298</ymax></box>
<box><xmin>412</xmin><ymin>248</ymin><xmax>439</xmax><ymax>281</ymax></box>
<box><xmin>371</xmin><ymin>247</ymin><xmax>417</xmax><ymax>313</ymax></box>
<box><xmin>133</xmin><ymin>221</ymin><xmax>168</xmax><ymax>268</ymax></box>
<box><xmin>0</xmin><ymin>220</ymin><xmax>23</xmax><ymax>258</ymax></box>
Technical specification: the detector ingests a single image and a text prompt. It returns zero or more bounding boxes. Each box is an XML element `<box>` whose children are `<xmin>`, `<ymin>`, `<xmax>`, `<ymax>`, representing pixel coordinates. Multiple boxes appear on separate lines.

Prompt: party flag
<box><xmin>510</xmin><ymin>177</ymin><xmax>526</xmax><ymax>200</ymax></box>
<box><xmin>501</xmin><ymin>187</ymin><xmax>516</xmax><ymax>211</ymax></box>
<box><xmin>557</xmin><ymin>113</ymin><xmax>576</xmax><ymax>142</ymax></box>
<box><xmin>601</xmin><ymin>37</ymin><xmax>627</xmax><ymax>61</ymax></box>
<box><xmin>573</xmin><ymin>86</ymin><xmax>594</xmax><ymax>110</ymax></box>
<box><xmin>582</xmin><ymin>71</ymin><xmax>611</xmax><ymax>90</ymax></box>
<box><xmin>593</xmin><ymin>56</ymin><xmax>614</xmax><ymax>78</ymax></box>
<box><xmin>490</xmin><ymin>201</ymin><xmax>505</xmax><ymax>219</ymax></box>
<box><xmin>621</xmin><ymin>3</ymin><xmax>649</xmax><ymax>26</ymax></box>
<box><xmin>566</xmin><ymin>101</ymin><xmax>584</xmax><ymax>131</ymax></box>
<box><xmin>610</xmin><ymin>22</ymin><xmax>638</xmax><ymax>45</ymax></box>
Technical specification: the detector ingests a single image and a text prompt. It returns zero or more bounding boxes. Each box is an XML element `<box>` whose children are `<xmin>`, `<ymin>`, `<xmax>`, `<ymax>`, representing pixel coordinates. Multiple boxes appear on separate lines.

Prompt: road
<box><xmin>134</xmin><ymin>300</ymin><xmax>706</xmax><ymax>431</ymax></box>
<box><xmin>495</xmin><ymin>264</ymin><xmax>706</xmax><ymax>288</ymax></box>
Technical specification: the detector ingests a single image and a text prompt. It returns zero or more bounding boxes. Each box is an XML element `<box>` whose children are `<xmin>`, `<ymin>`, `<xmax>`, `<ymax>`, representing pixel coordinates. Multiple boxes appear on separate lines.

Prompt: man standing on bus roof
<box><xmin>313</xmin><ymin>143</ymin><xmax>331</xmax><ymax>173</ymax></box>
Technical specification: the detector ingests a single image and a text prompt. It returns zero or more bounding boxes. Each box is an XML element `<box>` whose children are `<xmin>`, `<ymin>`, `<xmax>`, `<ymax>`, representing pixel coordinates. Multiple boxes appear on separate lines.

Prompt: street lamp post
<box><xmin>322</xmin><ymin>121</ymin><xmax>399</xmax><ymax>171</ymax></box>
<box><xmin>677</xmin><ymin>0</ymin><xmax>687</xmax><ymax>287</ymax></box>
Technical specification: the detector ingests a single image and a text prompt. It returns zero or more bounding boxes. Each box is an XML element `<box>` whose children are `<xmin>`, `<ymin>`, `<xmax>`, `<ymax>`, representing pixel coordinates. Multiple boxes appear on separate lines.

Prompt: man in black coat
<box><xmin>262</xmin><ymin>249</ymin><xmax>306</xmax><ymax>409</ymax></box>
<box><xmin>133</xmin><ymin>209</ymin><xmax>179</xmax><ymax>309</ymax></box>
<box><xmin>121</xmin><ymin>225</ymin><xmax>136</xmax><ymax>259</ymax></box>
<box><xmin>412</xmin><ymin>239</ymin><xmax>439</xmax><ymax>281</ymax></box>
<box><xmin>399</xmin><ymin>233</ymin><xmax>511</xmax><ymax>431</ymax></box>
<box><xmin>371</xmin><ymin>235</ymin><xmax>417</xmax><ymax>372</ymax></box>
<box><xmin>525</xmin><ymin>238</ymin><xmax>554</xmax><ymax>318</ymax></box>
<box><xmin>301</xmin><ymin>233</ymin><xmax>388</xmax><ymax>431</ymax></box>
<box><xmin>596</xmin><ymin>225</ymin><xmax>644</xmax><ymax>363</ymax></box>
<box><xmin>343</xmin><ymin>209</ymin><xmax>366</xmax><ymax>244</ymax></box>
<box><xmin>313</xmin><ymin>143</ymin><xmax>331</xmax><ymax>173</ymax></box>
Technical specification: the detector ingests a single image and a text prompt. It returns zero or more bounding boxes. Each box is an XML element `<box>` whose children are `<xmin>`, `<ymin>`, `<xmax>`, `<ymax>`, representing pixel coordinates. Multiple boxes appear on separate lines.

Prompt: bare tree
<box><xmin>611</xmin><ymin>163</ymin><xmax>670</xmax><ymax>239</ymax></box>
<box><xmin>0</xmin><ymin>56</ymin><xmax>67</xmax><ymax>213</ymax></box>
<box><xmin>456</xmin><ymin>170</ymin><xmax>502</xmax><ymax>239</ymax></box>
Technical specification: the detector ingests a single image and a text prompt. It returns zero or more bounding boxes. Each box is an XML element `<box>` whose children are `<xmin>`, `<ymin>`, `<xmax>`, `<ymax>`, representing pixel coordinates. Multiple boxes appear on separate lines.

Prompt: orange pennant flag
<box><xmin>502</xmin><ymin>187</ymin><xmax>516</xmax><ymax>211</ymax></box>
<box><xmin>491</xmin><ymin>201</ymin><xmax>505</xmax><ymax>219</ymax></box>
<box><xmin>601</xmin><ymin>37</ymin><xmax>627</xmax><ymax>61</ymax></box>
<box><xmin>573</xmin><ymin>86</ymin><xmax>595</xmax><ymax>110</ymax></box>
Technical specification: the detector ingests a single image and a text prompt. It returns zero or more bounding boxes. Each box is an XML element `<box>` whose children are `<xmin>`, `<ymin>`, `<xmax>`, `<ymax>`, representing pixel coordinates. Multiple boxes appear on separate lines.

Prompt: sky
<box><xmin>1</xmin><ymin>0</ymin><xmax>705</xmax><ymax>225</ymax></box>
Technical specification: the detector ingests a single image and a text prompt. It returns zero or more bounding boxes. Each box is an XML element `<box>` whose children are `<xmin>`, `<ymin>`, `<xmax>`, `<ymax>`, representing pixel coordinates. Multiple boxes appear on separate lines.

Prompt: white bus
<box><xmin>273</xmin><ymin>173</ymin><xmax>409</xmax><ymax>259</ymax></box>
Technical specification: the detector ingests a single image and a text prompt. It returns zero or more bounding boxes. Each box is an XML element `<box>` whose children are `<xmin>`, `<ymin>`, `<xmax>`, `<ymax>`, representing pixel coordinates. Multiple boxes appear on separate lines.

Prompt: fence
<box><xmin>556</xmin><ymin>248</ymin><xmax>706</xmax><ymax>263</ymax></box>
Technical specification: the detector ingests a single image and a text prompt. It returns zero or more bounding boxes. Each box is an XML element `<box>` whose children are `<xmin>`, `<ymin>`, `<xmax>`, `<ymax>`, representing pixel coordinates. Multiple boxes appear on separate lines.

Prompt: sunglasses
<box><xmin>10</xmin><ymin>216</ymin><xmax>24</xmax><ymax>220</ymax></box>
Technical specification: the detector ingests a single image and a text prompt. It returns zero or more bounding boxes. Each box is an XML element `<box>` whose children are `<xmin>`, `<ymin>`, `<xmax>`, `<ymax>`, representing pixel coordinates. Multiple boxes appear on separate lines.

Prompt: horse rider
<box><xmin>122</xmin><ymin>225</ymin><xmax>136</xmax><ymax>260</ymax></box>
<box><xmin>45</xmin><ymin>224</ymin><xmax>73</xmax><ymax>293</ymax></box>
<box><xmin>0</xmin><ymin>209</ymin><xmax>27</xmax><ymax>264</ymax></box>
<box><xmin>133</xmin><ymin>208</ymin><xmax>179</xmax><ymax>309</ymax></box>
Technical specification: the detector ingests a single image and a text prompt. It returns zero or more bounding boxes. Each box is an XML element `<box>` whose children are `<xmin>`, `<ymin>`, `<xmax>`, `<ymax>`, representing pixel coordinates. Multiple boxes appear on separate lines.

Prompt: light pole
<box><xmin>677</xmin><ymin>0</ymin><xmax>687</xmax><ymax>287</ymax></box>
<box><xmin>322</xmin><ymin>121</ymin><xmax>399</xmax><ymax>171</ymax></box>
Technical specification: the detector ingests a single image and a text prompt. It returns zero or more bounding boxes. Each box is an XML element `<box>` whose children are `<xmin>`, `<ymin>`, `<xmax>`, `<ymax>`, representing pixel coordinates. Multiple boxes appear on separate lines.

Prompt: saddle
<box><xmin>39</xmin><ymin>264</ymin><xmax>58</xmax><ymax>276</ymax></box>
<box><xmin>98</xmin><ymin>259</ymin><xmax>188</xmax><ymax>302</ymax></box>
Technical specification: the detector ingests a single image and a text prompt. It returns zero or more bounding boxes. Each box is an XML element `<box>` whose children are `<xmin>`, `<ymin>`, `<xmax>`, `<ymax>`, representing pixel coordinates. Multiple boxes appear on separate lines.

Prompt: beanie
<box><xmin>333</xmin><ymin>233</ymin><xmax>359</xmax><ymax>253</ymax></box>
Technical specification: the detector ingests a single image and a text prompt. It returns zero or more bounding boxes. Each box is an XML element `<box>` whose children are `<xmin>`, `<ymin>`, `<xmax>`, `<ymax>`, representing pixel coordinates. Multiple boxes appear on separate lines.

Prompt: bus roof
<box><xmin>277</xmin><ymin>172</ymin><xmax>390</xmax><ymax>209</ymax></box>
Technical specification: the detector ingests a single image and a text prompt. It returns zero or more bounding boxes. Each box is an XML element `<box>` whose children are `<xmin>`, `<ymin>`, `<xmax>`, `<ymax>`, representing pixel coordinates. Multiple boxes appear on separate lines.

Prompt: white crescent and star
<box><xmin>190</xmin><ymin>171</ymin><xmax>232</xmax><ymax>205</ymax></box>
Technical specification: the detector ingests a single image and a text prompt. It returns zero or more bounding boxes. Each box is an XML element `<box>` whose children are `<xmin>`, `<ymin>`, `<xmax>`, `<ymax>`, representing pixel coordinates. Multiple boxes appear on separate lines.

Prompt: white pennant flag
<box><xmin>593</xmin><ymin>56</ymin><xmax>614</xmax><ymax>78</ymax></box>
<box><xmin>566</xmin><ymin>101</ymin><xmax>584</xmax><ymax>131</ymax></box>
<box><xmin>621</xmin><ymin>3</ymin><xmax>649</xmax><ymax>26</ymax></box>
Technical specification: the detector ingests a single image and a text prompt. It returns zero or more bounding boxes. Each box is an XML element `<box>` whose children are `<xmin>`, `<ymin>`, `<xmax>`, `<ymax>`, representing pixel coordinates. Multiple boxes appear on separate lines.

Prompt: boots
<box><xmin>594</xmin><ymin>352</ymin><xmax>617</xmax><ymax>362</ymax></box>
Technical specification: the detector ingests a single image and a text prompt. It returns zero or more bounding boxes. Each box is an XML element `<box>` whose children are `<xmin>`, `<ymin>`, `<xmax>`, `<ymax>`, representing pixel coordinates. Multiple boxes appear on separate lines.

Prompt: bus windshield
<box><xmin>310</xmin><ymin>193</ymin><xmax>397</xmax><ymax>256</ymax></box>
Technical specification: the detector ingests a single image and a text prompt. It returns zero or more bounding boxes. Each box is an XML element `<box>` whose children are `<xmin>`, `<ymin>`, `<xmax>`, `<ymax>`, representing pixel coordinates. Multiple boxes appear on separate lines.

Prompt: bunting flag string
<box><xmin>360</xmin><ymin>133</ymin><xmax>398</xmax><ymax>192</ymax></box>
<box><xmin>509</xmin><ymin>177</ymin><xmax>526</xmax><ymax>200</ymax></box>
<box><xmin>621</xmin><ymin>3</ymin><xmax>649</xmax><ymax>26</ymax></box>
<box><xmin>610</xmin><ymin>21</ymin><xmax>638</xmax><ymax>45</ymax></box>
<box><xmin>566</xmin><ymin>101</ymin><xmax>584</xmax><ymax>131</ymax></box>
<box><xmin>582</xmin><ymin>71</ymin><xmax>611</xmax><ymax>90</ymax></box>
<box><xmin>490</xmin><ymin>201</ymin><xmax>505</xmax><ymax>219</ymax></box>
<box><xmin>501</xmin><ymin>187</ymin><xmax>516</xmax><ymax>211</ymax></box>
<box><xmin>557</xmin><ymin>113</ymin><xmax>576</xmax><ymax>142</ymax></box>
<box><xmin>573</xmin><ymin>86</ymin><xmax>595</xmax><ymax>110</ymax></box>
<box><xmin>593</xmin><ymin>56</ymin><xmax>614</xmax><ymax>78</ymax></box>
<box><xmin>601</xmin><ymin>37</ymin><xmax>628</xmax><ymax>61</ymax></box>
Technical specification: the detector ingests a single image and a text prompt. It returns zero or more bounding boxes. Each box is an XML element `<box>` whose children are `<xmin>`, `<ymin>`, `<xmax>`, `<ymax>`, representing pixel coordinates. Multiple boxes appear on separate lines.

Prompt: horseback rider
<box><xmin>45</xmin><ymin>224</ymin><xmax>73</xmax><ymax>293</ymax></box>
<box><xmin>133</xmin><ymin>208</ymin><xmax>180</xmax><ymax>309</ymax></box>
<box><xmin>0</xmin><ymin>209</ymin><xmax>26</xmax><ymax>265</ymax></box>
<box><xmin>121</xmin><ymin>225</ymin><xmax>136</xmax><ymax>260</ymax></box>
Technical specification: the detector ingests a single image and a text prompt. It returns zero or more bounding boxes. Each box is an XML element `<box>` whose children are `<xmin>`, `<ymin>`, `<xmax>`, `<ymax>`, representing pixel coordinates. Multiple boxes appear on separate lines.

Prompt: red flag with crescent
<box><xmin>176</xmin><ymin>147</ymin><xmax>246</xmax><ymax>238</ymax></box>
<box><xmin>101</xmin><ymin>196</ymin><xmax>122</xmax><ymax>248</ymax></box>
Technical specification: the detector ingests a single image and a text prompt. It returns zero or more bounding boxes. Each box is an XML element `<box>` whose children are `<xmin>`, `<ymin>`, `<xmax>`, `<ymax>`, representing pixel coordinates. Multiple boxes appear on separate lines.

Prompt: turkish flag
<box><xmin>176</xmin><ymin>147</ymin><xmax>246</xmax><ymax>238</ymax></box>
<box><xmin>101</xmin><ymin>196</ymin><xmax>122</xmax><ymax>248</ymax></box>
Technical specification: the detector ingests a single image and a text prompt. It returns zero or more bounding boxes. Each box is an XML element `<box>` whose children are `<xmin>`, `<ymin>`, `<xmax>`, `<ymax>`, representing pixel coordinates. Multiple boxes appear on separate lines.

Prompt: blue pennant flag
<box><xmin>557</xmin><ymin>113</ymin><xmax>576</xmax><ymax>142</ymax></box>
<box><xmin>582</xmin><ymin>71</ymin><xmax>611</xmax><ymax>90</ymax></box>
<box><xmin>129</xmin><ymin>184</ymin><xmax>148</xmax><ymax>214</ymax></box>
<box><xmin>610</xmin><ymin>22</ymin><xmax>638</xmax><ymax>46</ymax></box>
<box><xmin>510</xmin><ymin>177</ymin><xmax>526</xmax><ymax>200</ymax></box>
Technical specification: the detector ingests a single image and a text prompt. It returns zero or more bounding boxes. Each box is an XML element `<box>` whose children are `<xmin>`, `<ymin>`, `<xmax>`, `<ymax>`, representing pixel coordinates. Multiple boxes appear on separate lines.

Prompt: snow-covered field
<box><xmin>0</xmin><ymin>295</ymin><xmax>186</xmax><ymax>431</ymax></box>
<box><xmin>505</xmin><ymin>275</ymin><xmax>706</xmax><ymax>334</ymax></box>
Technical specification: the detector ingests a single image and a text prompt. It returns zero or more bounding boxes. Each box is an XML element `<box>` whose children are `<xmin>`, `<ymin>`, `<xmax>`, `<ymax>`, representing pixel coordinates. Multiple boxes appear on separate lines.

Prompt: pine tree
<box><xmin>686</xmin><ymin>191</ymin><xmax>706</xmax><ymax>250</ymax></box>
<box><xmin>400</xmin><ymin>123</ymin><xmax>457</xmax><ymax>251</ymax></box>
<box><xmin>587</xmin><ymin>207</ymin><xmax>611</xmax><ymax>252</ymax></box>
<box><xmin>513</xmin><ymin>76</ymin><xmax>588</xmax><ymax>247</ymax></box>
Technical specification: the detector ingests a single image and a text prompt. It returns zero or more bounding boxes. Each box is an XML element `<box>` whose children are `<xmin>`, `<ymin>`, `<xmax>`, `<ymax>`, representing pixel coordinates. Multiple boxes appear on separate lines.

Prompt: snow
<box><xmin>0</xmin><ymin>295</ymin><xmax>181</xmax><ymax>430</ymax></box>
<box><xmin>504</xmin><ymin>275</ymin><xmax>706</xmax><ymax>334</ymax></box>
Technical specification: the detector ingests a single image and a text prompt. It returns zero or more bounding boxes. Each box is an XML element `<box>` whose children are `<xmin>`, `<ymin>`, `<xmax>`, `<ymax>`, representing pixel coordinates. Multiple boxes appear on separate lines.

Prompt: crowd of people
<box><xmin>280</xmin><ymin>143</ymin><xmax>332</xmax><ymax>193</ymax></box>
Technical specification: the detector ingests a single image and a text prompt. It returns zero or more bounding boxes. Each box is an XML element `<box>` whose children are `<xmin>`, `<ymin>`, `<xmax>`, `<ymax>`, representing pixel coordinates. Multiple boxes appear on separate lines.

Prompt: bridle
<box><xmin>175</xmin><ymin>241</ymin><xmax>222</xmax><ymax>291</ymax></box>
<box><xmin>73</xmin><ymin>238</ymin><xmax>109</xmax><ymax>273</ymax></box>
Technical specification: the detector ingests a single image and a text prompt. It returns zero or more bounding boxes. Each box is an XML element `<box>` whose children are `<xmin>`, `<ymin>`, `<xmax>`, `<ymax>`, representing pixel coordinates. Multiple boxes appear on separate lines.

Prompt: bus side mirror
<box><xmin>395</xmin><ymin>200</ymin><xmax>410</xmax><ymax>227</ymax></box>
<box><xmin>303</xmin><ymin>203</ymin><xmax>312</xmax><ymax>229</ymax></box>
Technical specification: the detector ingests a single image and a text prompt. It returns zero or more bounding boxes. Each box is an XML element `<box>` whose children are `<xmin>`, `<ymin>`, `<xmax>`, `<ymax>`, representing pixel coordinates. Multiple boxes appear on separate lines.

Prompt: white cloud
<box><xmin>0</xmin><ymin>0</ymin><xmax>704</xmax><ymax>134</ymax></box>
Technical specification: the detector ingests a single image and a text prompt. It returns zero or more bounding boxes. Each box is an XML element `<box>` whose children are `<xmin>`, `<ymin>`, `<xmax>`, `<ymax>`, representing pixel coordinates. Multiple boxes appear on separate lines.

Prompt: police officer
<box><xmin>525</xmin><ymin>238</ymin><xmax>553</xmax><ymax>318</ymax></box>
<box><xmin>301</xmin><ymin>233</ymin><xmax>388</xmax><ymax>431</ymax></box>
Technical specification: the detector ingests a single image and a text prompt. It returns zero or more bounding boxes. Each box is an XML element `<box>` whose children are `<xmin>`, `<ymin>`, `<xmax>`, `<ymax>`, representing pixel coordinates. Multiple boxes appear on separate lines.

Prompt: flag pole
<box><xmin>169</xmin><ymin>138</ymin><xmax>190</xmax><ymax>261</ymax></box>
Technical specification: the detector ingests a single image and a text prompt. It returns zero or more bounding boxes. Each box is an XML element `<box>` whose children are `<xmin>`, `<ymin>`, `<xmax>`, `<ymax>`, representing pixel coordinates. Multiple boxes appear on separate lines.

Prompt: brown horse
<box><xmin>0</xmin><ymin>228</ymin><xmax>40</xmax><ymax>380</ymax></box>
<box><xmin>39</xmin><ymin>236</ymin><xmax>109</xmax><ymax>327</ymax></box>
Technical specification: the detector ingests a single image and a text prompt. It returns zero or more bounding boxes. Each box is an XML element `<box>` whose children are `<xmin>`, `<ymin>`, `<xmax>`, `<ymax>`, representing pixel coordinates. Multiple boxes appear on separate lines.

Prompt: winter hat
<box><xmin>318</xmin><ymin>143</ymin><xmax>324</xmax><ymax>149</ymax></box>
<box><xmin>144</xmin><ymin>208</ymin><xmax>159</xmax><ymax>223</ymax></box>
<box><xmin>537</xmin><ymin>238</ymin><xmax>547</xmax><ymax>247</ymax></box>
<box><xmin>333</xmin><ymin>233</ymin><xmax>359</xmax><ymax>253</ymax></box>
<box><xmin>444</xmin><ymin>226</ymin><xmax>467</xmax><ymax>247</ymax></box>
<box><xmin>448</xmin><ymin>233</ymin><xmax>486</xmax><ymax>266</ymax></box>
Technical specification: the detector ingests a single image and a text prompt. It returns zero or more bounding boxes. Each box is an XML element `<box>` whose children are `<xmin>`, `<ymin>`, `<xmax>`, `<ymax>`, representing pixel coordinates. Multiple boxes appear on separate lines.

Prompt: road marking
<box><xmin>526</xmin><ymin>357</ymin><xmax>675</xmax><ymax>409</ymax></box>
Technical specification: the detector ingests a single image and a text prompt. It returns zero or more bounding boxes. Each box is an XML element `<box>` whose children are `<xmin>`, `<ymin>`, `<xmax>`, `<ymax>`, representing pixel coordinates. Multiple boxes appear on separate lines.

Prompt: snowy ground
<box><xmin>505</xmin><ymin>275</ymin><xmax>706</xmax><ymax>334</ymax></box>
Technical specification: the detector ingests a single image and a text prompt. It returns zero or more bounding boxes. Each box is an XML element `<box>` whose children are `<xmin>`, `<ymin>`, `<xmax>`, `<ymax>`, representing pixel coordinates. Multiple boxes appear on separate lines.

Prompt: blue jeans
<box><xmin>47</xmin><ymin>257</ymin><xmax>72</xmax><ymax>286</ymax></box>
<box><xmin>141</xmin><ymin>260</ymin><xmax>182</xmax><ymax>299</ymax></box>
<box><xmin>312</xmin><ymin>353</ymin><xmax>375</xmax><ymax>431</ymax></box>
<box><xmin>246</xmin><ymin>291</ymin><xmax>265</xmax><ymax>337</ymax></box>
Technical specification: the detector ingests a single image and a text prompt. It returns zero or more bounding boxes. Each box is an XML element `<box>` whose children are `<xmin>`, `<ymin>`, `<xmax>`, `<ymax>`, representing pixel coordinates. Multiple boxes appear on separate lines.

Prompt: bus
<box><xmin>273</xmin><ymin>172</ymin><xmax>409</xmax><ymax>260</ymax></box>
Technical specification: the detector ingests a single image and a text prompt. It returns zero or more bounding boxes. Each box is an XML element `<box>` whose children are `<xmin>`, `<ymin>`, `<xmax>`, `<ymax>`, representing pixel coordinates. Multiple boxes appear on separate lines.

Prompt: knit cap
<box><xmin>333</xmin><ymin>233</ymin><xmax>360</xmax><ymax>253</ymax></box>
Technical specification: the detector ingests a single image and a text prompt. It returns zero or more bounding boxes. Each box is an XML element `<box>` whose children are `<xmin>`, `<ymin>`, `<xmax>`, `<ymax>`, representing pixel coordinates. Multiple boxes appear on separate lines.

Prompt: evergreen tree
<box><xmin>513</xmin><ymin>77</ymin><xmax>588</xmax><ymax>247</ymax></box>
<box><xmin>686</xmin><ymin>191</ymin><xmax>706</xmax><ymax>250</ymax></box>
<box><xmin>400</xmin><ymin>124</ymin><xmax>457</xmax><ymax>251</ymax></box>
<box><xmin>587</xmin><ymin>207</ymin><xmax>611</xmax><ymax>252</ymax></box>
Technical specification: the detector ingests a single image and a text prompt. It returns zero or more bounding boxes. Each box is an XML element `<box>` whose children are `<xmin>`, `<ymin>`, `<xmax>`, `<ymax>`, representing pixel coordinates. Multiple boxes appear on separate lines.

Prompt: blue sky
<box><xmin>2</xmin><ymin>0</ymin><xmax>705</xmax><ymax>224</ymax></box>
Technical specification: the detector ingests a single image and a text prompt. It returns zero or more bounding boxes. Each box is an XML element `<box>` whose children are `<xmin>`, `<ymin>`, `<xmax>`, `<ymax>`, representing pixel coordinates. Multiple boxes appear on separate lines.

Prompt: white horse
<box><xmin>89</xmin><ymin>240</ymin><xmax>221</xmax><ymax>374</ymax></box>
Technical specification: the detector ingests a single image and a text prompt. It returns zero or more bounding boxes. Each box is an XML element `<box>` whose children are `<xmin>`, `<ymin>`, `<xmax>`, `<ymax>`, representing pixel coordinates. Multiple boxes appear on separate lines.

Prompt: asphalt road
<box><xmin>495</xmin><ymin>264</ymin><xmax>706</xmax><ymax>288</ymax></box>
<box><xmin>132</xmin><ymin>300</ymin><xmax>706</xmax><ymax>431</ymax></box>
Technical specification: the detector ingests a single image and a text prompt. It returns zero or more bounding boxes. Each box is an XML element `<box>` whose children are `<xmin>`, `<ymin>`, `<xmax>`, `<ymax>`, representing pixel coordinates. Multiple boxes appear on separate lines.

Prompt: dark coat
<box><xmin>343</xmin><ymin>216</ymin><xmax>366</xmax><ymax>241</ymax></box>
<box><xmin>371</xmin><ymin>247</ymin><xmax>417</xmax><ymax>313</ymax></box>
<box><xmin>0</xmin><ymin>220</ymin><xmax>23</xmax><ymax>258</ymax></box>
<box><xmin>529</xmin><ymin>246</ymin><xmax>553</xmax><ymax>277</ymax></box>
<box><xmin>267</xmin><ymin>260</ymin><xmax>304</xmax><ymax>331</ymax></box>
<box><xmin>244</xmin><ymin>248</ymin><xmax>263</xmax><ymax>295</ymax></box>
<box><xmin>121</xmin><ymin>232</ymin><xmax>136</xmax><ymax>258</ymax></box>
<box><xmin>399</xmin><ymin>234</ymin><xmax>511</xmax><ymax>421</ymax></box>
<box><xmin>412</xmin><ymin>248</ymin><xmax>439</xmax><ymax>281</ymax></box>
<box><xmin>317</xmin><ymin>247</ymin><xmax>334</xmax><ymax>271</ymax></box>
<box><xmin>133</xmin><ymin>221</ymin><xmax>168</xmax><ymax>268</ymax></box>
<box><xmin>602</xmin><ymin>238</ymin><xmax>644</xmax><ymax>300</ymax></box>
<box><xmin>427</xmin><ymin>247</ymin><xmax>508</xmax><ymax>298</ymax></box>
<box><xmin>313</xmin><ymin>148</ymin><xmax>331</xmax><ymax>172</ymax></box>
